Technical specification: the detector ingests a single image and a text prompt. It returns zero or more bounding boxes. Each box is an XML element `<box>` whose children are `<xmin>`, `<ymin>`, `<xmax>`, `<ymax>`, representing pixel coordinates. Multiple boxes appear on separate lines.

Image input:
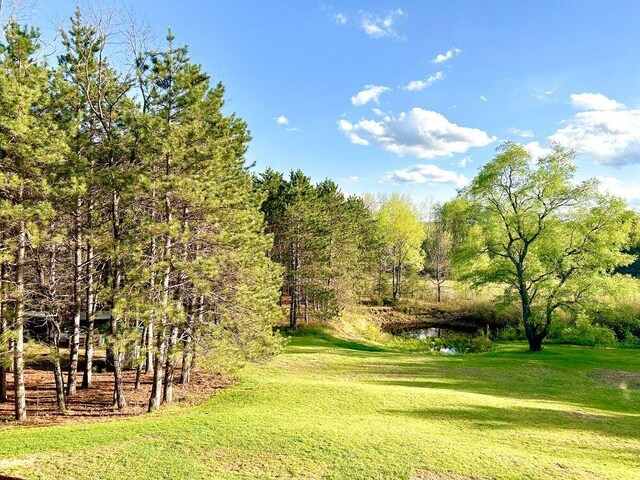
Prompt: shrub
<box><xmin>549</xmin><ymin>314</ymin><xmax>618</xmax><ymax>347</ymax></box>
<box><xmin>469</xmin><ymin>335</ymin><xmax>492</xmax><ymax>352</ymax></box>
<box><xmin>495</xmin><ymin>325</ymin><xmax>525</xmax><ymax>341</ymax></box>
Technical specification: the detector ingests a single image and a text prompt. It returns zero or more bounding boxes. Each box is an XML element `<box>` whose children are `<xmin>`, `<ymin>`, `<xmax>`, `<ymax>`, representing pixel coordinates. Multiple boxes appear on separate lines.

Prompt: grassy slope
<box><xmin>0</xmin><ymin>333</ymin><xmax>639</xmax><ymax>479</ymax></box>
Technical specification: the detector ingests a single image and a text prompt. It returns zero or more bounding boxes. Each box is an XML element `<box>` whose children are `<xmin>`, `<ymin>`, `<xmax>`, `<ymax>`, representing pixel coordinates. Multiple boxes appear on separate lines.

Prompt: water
<box><xmin>396</xmin><ymin>327</ymin><xmax>469</xmax><ymax>340</ymax></box>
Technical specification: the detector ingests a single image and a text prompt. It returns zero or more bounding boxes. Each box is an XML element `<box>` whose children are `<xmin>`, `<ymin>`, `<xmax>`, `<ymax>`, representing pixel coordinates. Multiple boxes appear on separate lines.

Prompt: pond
<box><xmin>391</xmin><ymin>324</ymin><xmax>480</xmax><ymax>354</ymax></box>
<box><xmin>394</xmin><ymin>326</ymin><xmax>475</xmax><ymax>340</ymax></box>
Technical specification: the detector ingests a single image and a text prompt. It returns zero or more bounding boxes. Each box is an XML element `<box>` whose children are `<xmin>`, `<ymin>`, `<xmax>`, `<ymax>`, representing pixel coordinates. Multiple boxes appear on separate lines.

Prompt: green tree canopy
<box><xmin>458</xmin><ymin>142</ymin><xmax>634</xmax><ymax>350</ymax></box>
<box><xmin>376</xmin><ymin>194</ymin><xmax>425</xmax><ymax>300</ymax></box>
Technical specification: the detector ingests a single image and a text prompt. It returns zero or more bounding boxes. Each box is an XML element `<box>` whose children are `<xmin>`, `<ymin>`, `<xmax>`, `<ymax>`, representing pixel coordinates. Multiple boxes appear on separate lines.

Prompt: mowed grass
<box><xmin>0</xmin><ymin>332</ymin><xmax>639</xmax><ymax>479</ymax></box>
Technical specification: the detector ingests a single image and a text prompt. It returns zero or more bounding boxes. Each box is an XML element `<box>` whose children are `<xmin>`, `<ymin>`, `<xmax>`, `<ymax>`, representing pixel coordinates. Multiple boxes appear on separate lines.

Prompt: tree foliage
<box><xmin>457</xmin><ymin>142</ymin><xmax>634</xmax><ymax>350</ymax></box>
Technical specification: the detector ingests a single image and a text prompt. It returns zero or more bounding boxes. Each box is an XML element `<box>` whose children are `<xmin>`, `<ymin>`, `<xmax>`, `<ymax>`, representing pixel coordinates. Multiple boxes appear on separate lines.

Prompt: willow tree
<box><xmin>460</xmin><ymin>142</ymin><xmax>633</xmax><ymax>351</ymax></box>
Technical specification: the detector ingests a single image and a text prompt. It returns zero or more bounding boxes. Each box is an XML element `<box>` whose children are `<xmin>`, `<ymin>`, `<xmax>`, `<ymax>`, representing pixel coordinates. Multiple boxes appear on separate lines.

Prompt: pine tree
<box><xmin>0</xmin><ymin>21</ymin><xmax>68</xmax><ymax>420</ymax></box>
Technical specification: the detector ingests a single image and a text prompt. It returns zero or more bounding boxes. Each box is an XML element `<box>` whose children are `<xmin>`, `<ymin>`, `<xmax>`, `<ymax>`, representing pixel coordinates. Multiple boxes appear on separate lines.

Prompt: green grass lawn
<box><xmin>1</xmin><ymin>332</ymin><xmax>639</xmax><ymax>479</ymax></box>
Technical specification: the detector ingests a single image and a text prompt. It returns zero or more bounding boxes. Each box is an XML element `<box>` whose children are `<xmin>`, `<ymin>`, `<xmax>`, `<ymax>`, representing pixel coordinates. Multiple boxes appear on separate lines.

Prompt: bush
<box><xmin>549</xmin><ymin>314</ymin><xmax>618</xmax><ymax>347</ymax></box>
<box><xmin>469</xmin><ymin>335</ymin><xmax>492</xmax><ymax>352</ymax></box>
<box><xmin>495</xmin><ymin>324</ymin><xmax>525</xmax><ymax>341</ymax></box>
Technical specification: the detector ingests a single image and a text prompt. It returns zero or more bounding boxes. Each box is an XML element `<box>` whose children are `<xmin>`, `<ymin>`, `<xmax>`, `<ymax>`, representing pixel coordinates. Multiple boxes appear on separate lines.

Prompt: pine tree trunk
<box><xmin>110</xmin><ymin>191</ymin><xmax>127</xmax><ymax>409</ymax></box>
<box><xmin>14</xmin><ymin>218</ymin><xmax>27</xmax><ymax>421</ymax></box>
<box><xmin>145</xmin><ymin>319</ymin><xmax>154</xmax><ymax>374</ymax></box>
<box><xmin>180</xmin><ymin>334</ymin><xmax>192</xmax><ymax>384</ymax></box>
<box><xmin>289</xmin><ymin>240</ymin><xmax>298</xmax><ymax>329</ymax></box>
<box><xmin>67</xmin><ymin>197</ymin><xmax>82</xmax><ymax>396</ymax></box>
<box><xmin>180</xmin><ymin>297</ymin><xmax>198</xmax><ymax>384</ymax></box>
<box><xmin>82</xmin><ymin>201</ymin><xmax>95</xmax><ymax>389</ymax></box>
<box><xmin>134</xmin><ymin>324</ymin><xmax>145</xmax><ymax>390</ymax></box>
<box><xmin>51</xmin><ymin>329</ymin><xmax>66</xmax><ymax>414</ymax></box>
<box><xmin>110</xmin><ymin>289</ymin><xmax>127</xmax><ymax>409</ymax></box>
<box><xmin>52</xmin><ymin>356</ymin><xmax>66</xmax><ymax>413</ymax></box>
<box><xmin>0</xmin><ymin>260</ymin><xmax>7</xmax><ymax>403</ymax></box>
<box><xmin>148</xmin><ymin>324</ymin><xmax>165</xmax><ymax>412</ymax></box>
<box><xmin>112</xmin><ymin>350</ymin><xmax>126</xmax><ymax>409</ymax></box>
<box><xmin>163</xmin><ymin>325</ymin><xmax>178</xmax><ymax>403</ymax></box>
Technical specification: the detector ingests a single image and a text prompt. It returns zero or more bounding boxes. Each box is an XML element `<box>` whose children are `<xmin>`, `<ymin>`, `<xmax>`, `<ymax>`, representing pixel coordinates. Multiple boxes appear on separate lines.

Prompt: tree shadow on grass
<box><xmin>285</xmin><ymin>328</ymin><xmax>385</xmax><ymax>353</ymax></box>
<box><xmin>365</xmin><ymin>356</ymin><xmax>640</xmax><ymax>419</ymax></box>
<box><xmin>284</xmin><ymin>330</ymin><xmax>640</xmax><ymax>417</ymax></box>
<box><xmin>383</xmin><ymin>403</ymin><xmax>640</xmax><ymax>443</ymax></box>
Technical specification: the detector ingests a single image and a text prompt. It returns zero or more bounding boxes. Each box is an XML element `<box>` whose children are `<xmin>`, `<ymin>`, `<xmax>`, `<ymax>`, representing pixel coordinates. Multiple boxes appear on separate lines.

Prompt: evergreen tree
<box><xmin>0</xmin><ymin>21</ymin><xmax>68</xmax><ymax>420</ymax></box>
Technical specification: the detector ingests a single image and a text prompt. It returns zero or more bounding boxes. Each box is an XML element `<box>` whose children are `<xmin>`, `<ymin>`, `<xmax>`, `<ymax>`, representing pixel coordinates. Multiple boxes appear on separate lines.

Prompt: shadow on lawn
<box><xmin>367</xmin><ymin>353</ymin><xmax>640</xmax><ymax>419</ymax></box>
<box><xmin>383</xmin><ymin>403</ymin><xmax>640</xmax><ymax>442</ymax></box>
<box><xmin>285</xmin><ymin>328</ymin><xmax>385</xmax><ymax>353</ymax></box>
<box><xmin>284</xmin><ymin>328</ymin><xmax>640</xmax><ymax>419</ymax></box>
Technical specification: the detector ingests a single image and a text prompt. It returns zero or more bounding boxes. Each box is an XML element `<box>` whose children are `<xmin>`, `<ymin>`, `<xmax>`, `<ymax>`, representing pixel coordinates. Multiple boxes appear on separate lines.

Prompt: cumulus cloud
<box><xmin>333</xmin><ymin>12</ymin><xmax>347</xmax><ymax>25</ymax></box>
<box><xmin>479</xmin><ymin>95</ymin><xmax>488</xmax><ymax>102</ymax></box>
<box><xmin>509</xmin><ymin>127</ymin><xmax>534</xmax><ymax>138</ymax></box>
<box><xmin>432</xmin><ymin>47</ymin><xmax>461</xmax><ymax>64</ymax></box>
<box><xmin>457</xmin><ymin>156</ymin><xmax>472</xmax><ymax>167</ymax></box>
<box><xmin>570</xmin><ymin>93</ymin><xmax>624</xmax><ymax>111</ymax></box>
<box><xmin>337</xmin><ymin>120</ymin><xmax>370</xmax><ymax>145</ymax></box>
<box><xmin>351</xmin><ymin>85</ymin><xmax>391</xmax><ymax>106</ymax></box>
<box><xmin>360</xmin><ymin>9</ymin><xmax>406</xmax><ymax>39</ymax></box>
<box><xmin>340</xmin><ymin>175</ymin><xmax>360</xmax><ymax>183</ymax></box>
<box><xmin>276</xmin><ymin>115</ymin><xmax>300</xmax><ymax>132</ymax></box>
<box><xmin>404</xmin><ymin>71</ymin><xmax>444</xmax><ymax>91</ymax></box>
<box><xmin>548</xmin><ymin>94</ymin><xmax>640</xmax><ymax>165</ymax></box>
<box><xmin>523</xmin><ymin>141</ymin><xmax>553</xmax><ymax>159</ymax></box>
<box><xmin>338</xmin><ymin>107</ymin><xmax>495</xmax><ymax>158</ymax></box>
<box><xmin>596</xmin><ymin>176</ymin><xmax>640</xmax><ymax>203</ymax></box>
<box><xmin>382</xmin><ymin>164</ymin><xmax>469</xmax><ymax>186</ymax></box>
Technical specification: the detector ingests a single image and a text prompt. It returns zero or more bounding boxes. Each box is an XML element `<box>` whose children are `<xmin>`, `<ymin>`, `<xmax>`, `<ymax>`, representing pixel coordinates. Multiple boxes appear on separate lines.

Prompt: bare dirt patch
<box><xmin>0</xmin><ymin>357</ymin><xmax>231</xmax><ymax>425</ymax></box>
<box><xmin>588</xmin><ymin>369</ymin><xmax>640</xmax><ymax>391</ymax></box>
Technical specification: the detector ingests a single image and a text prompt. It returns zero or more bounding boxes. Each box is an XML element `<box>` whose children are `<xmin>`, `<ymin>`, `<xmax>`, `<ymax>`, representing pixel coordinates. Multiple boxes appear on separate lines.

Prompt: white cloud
<box><xmin>432</xmin><ymin>47</ymin><xmax>461</xmax><ymax>64</ymax></box>
<box><xmin>372</xmin><ymin>107</ymin><xmax>385</xmax><ymax>116</ymax></box>
<box><xmin>338</xmin><ymin>107</ymin><xmax>495</xmax><ymax>158</ymax></box>
<box><xmin>523</xmin><ymin>141</ymin><xmax>553</xmax><ymax>159</ymax></box>
<box><xmin>276</xmin><ymin>115</ymin><xmax>300</xmax><ymax>132</ymax></box>
<box><xmin>570</xmin><ymin>92</ymin><xmax>625</xmax><ymax>111</ymax></box>
<box><xmin>383</xmin><ymin>164</ymin><xmax>469</xmax><ymax>186</ymax></box>
<box><xmin>548</xmin><ymin>94</ymin><xmax>640</xmax><ymax>165</ymax></box>
<box><xmin>404</xmin><ymin>71</ymin><xmax>444</xmax><ymax>91</ymax></box>
<box><xmin>337</xmin><ymin>120</ymin><xmax>370</xmax><ymax>145</ymax></box>
<box><xmin>348</xmin><ymin>133</ymin><xmax>369</xmax><ymax>145</ymax></box>
<box><xmin>333</xmin><ymin>12</ymin><xmax>347</xmax><ymax>25</ymax></box>
<box><xmin>341</xmin><ymin>175</ymin><xmax>360</xmax><ymax>183</ymax></box>
<box><xmin>533</xmin><ymin>82</ymin><xmax>558</xmax><ymax>101</ymax></box>
<box><xmin>351</xmin><ymin>85</ymin><xmax>390</xmax><ymax>106</ymax></box>
<box><xmin>596</xmin><ymin>176</ymin><xmax>640</xmax><ymax>203</ymax></box>
<box><xmin>509</xmin><ymin>127</ymin><xmax>534</xmax><ymax>138</ymax></box>
<box><xmin>457</xmin><ymin>156</ymin><xmax>472</xmax><ymax>167</ymax></box>
<box><xmin>479</xmin><ymin>95</ymin><xmax>488</xmax><ymax>103</ymax></box>
<box><xmin>360</xmin><ymin>9</ymin><xmax>406</xmax><ymax>40</ymax></box>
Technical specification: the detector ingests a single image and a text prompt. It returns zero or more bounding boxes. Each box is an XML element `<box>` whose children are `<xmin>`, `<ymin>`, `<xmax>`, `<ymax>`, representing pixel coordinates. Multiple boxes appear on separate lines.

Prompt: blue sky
<box><xmin>33</xmin><ymin>1</ymin><xmax>640</xmax><ymax>207</ymax></box>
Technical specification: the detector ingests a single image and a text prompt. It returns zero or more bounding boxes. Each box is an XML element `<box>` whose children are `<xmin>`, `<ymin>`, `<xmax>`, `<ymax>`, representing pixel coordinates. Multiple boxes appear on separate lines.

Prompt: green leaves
<box><xmin>458</xmin><ymin>142</ymin><xmax>635</xmax><ymax>349</ymax></box>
